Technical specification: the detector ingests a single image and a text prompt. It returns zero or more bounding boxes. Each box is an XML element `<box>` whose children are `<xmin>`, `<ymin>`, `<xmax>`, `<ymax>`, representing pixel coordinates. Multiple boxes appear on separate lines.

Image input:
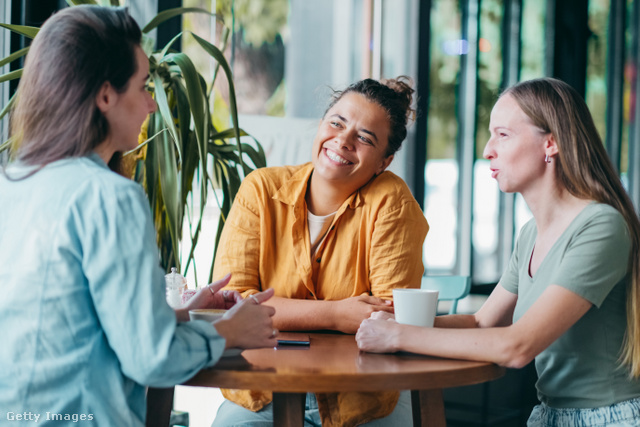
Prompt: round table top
<box><xmin>185</xmin><ymin>332</ymin><xmax>505</xmax><ymax>393</ymax></box>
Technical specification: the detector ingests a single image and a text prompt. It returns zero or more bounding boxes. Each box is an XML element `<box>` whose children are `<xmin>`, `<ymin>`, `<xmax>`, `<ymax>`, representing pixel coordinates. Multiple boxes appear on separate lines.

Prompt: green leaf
<box><xmin>189</xmin><ymin>32</ymin><xmax>247</xmax><ymax>175</ymax></box>
<box><xmin>251</xmin><ymin>137</ymin><xmax>267</xmax><ymax>167</ymax></box>
<box><xmin>0</xmin><ymin>69</ymin><xmax>22</xmax><ymax>84</ymax></box>
<box><xmin>173</xmin><ymin>80</ymin><xmax>192</xmax><ymax>156</ymax></box>
<box><xmin>0</xmin><ymin>46</ymin><xmax>29</xmax><ymax>69</ymax></box>
<box><xmin>153</xmin><ymin>114</ymin><xmax>181</xmax><ymax>271</ymax></box>
<box><xmin>0</xmin><ymin>136</ymin><xmax>14</xmax><ymax>153</ymax></box>
<box><xmin>162</xmin><ymin>52</ymin><xmax>208</xmax><ymax>184</ymax></box>
<box><xmin>151</xmin><ymin>71</ymin><xmax>182</xmax><ymax>161</ymax></box>
<box><xmin>208</xmin><ymin>27</ymin><xmax>230</xmax><ymax>98</ymax></box>
<box><xmin>66</xmin><ymin>0</ymin><xmax>98</xmax><ymax>5</ymax></box>
<box><xmin>211</xmin><ymin>128</ymin><xmax>249</xmax><ymax>140</ymax></box>
<box><xmin>123</xmin><ymin>128</ymin><xmax>168</xmax><ymax>156</ymax></box>
<box><xmin>142</xmin><ymin>7</ymin><xmax>214</xmax><ymax>34</ymax></box>
<box><xmin>240</xmin><ymin>142</ymin><xmax>267</xmax><ymax>169</ymax></box>
<box><xmin>226</xmin><ymin>166</ymin><xmax>242</xmax><ymax>203</ymax></box>
<box><xmin>209</xmin><ymin>143</ymin><xmax>236</xmax><ymax>153</ymax></box>
<box><xmin>159</xmin><ymin>32</ymin><xmax>183</xmax><ymax>58</ymax></box>
<box><xmin>0</xmin><ymin>92</ymin><xmax>17</xmax><ymax>121</ymax></box>
<box><xmin>0</xmin><ymin>24</ymin><xmax>39</xmax><ymax>39</ymax></box>
<box><xmin>141</xmin><ymin>35</ymin><xmax>155</xmax><ymax>57</ymax></box>
<box><xmin>144</xmin><ymin>115</ymin><xmax>159</xmax><ymax>210</ymax></box>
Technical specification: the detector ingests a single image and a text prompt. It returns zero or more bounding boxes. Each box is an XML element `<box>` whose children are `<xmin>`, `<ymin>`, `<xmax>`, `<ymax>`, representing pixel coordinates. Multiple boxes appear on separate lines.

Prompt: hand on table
<box><xmin>356</xmin><ymin>315</ymin><xmax>401</xmax><ymax>353</ymax></box>
<box><xmin>174</xmin><ymin>274</ymin><xmax>242</xmax><ymax>322</ymax></box>
<box><xmin>333</xmin><ymin>294</ymin><xmax>394</xmax><ymax>334</ymax></box>
<box><xmin>369</xmin><ymin>311</ymin><xmax>396</xmax><ymax>321</ymax></box>
<box><xmin>214</xmin><ymin>288</ymin><xmax>278</xmax><ymax>350</ymax></box>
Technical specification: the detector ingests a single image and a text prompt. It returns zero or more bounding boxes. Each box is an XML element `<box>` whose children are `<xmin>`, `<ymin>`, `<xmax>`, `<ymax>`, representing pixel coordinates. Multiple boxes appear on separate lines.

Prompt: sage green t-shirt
<box><xmin>501</xmin><ymin>203</ymin><xmax>640</xmax><ymax>408</ymax></box>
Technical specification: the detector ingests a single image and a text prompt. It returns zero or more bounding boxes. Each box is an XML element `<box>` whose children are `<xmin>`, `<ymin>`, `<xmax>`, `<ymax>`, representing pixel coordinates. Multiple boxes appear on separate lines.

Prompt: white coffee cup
<box><xmin>189</xmin><ymin>308</ymin><xmax>227</xmax><ymax>323</ymax></box>
<box><xmin>393</xmin><ymin>289</ymin><xmax>439</xmax><ymax>327</ymax></box>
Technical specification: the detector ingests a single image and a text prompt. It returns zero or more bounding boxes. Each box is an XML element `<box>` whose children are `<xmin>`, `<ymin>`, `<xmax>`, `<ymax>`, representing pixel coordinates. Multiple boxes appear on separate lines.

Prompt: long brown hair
<box><xmin>8</xmin><ymin>6</ymin><xmax>141</xmax><ymax>167</ymax></box>
<box><xmin>504</xmin><ymin>77</ymin><xmax>640</xmax><ymax>377</ymax></box>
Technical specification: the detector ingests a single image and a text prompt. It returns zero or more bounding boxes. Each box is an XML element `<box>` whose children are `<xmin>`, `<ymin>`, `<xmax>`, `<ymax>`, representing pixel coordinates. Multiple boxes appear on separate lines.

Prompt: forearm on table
<box><xmin>396</xmin><ymin>324</ymin><xmax>530</xmax><ymax>368</ymax></box>
<box><xmin>434</xmin><ymin>314</ymin><xmax>479</xmax><ymax>329</ymax></box>
<box><xmin>264</xmin><ymin>296</ymin><xmax>339</xmax><ymax>331</ymax></box>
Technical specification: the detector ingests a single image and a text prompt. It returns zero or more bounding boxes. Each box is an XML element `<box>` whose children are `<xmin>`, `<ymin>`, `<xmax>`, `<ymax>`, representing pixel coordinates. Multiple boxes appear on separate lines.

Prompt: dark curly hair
<box><xmin>324</xmin><ymin>76</ymin><xmax>415</xmax><ymax>157</ymax></box>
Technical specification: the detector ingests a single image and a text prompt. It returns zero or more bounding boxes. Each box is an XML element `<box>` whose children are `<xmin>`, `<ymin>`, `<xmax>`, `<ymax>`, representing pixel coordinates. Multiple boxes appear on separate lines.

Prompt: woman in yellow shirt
<box><xmin>212</xmin><ymin>77</ymin><xmax>429</xmax><ymax>426</ymax></box>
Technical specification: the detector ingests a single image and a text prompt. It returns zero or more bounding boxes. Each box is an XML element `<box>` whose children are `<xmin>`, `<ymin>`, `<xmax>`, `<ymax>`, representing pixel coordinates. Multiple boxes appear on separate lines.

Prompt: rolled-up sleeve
<box><xmin>79</xmin><ymin>181</ymin><xmax>225</xmax><ymax>387</ymax></box>
<box><xmin>212</xmin><ymin>174</ymin><xmax>264</xmax><ymax>297</ymax></box>
<box><xmin>369</xmin><ymin>199</ymin><xmax>429</xmax><ymax>299</ymax></box>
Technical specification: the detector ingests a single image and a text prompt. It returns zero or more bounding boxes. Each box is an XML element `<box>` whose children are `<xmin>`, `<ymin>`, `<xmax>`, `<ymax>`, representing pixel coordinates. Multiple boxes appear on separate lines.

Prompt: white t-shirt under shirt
<box><xmin>308</xmin><ymin>210</ymin><xmax>336</xmax><ymax>257</ymax></box>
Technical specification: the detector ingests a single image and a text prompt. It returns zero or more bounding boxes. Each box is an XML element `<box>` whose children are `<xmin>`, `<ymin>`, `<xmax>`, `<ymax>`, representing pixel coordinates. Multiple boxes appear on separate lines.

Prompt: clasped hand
<box><xmin>333</xmin><ymin>294</ymin><xmax>395</xmax><ymax>334</ymax></box>
<box><xmin>356</xmin><ymin>311</ymin><xmax>401</xmax><ymax>353</ymax></box>
<box><xmin>178</xmin><ymin>274</ymin><xmax>278</xmax><ymax>350</ymax></box>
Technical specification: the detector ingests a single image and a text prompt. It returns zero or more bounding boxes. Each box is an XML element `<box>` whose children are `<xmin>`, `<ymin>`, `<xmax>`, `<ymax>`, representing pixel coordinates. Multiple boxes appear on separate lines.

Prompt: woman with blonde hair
<box><xmin>357</xmin><ymin>77</ymin><xmax>640</xmax><ymax>426</ymax></box>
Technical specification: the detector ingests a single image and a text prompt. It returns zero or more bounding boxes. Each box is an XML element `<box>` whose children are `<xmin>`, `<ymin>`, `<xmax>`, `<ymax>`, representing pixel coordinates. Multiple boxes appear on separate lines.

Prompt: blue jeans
<box><xmin>527</xmin><ymin>398</ymin><xmax>640</xmax><ymax>426</ymax></box>
<box><xmin>212</xmin><ymin>391</ymin><xmax>412</xmax><ymax>427</ymax></box>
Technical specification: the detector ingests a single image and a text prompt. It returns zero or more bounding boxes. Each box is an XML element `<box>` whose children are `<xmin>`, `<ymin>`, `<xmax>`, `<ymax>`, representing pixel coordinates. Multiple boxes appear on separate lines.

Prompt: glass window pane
<box><xmin>472</xmin><ymin>0</ymin><xmax>503</xmax><ymax>283</ymax></box>
<box><xmin>424</xmin><ymin>0</ymin><xmax>462</xmax><ymax>272</ymax></box>
<box><xmin>585</xmin><ymin>0</ymin><xmax>609</xmax><ymax>143</ymax></box>
<box><xmin>621</xmin><ymin>0</ymin><xmax>635</xmax><ymax>180</ymax></box>
<box><xmin>520</xmin><ymin>0</ymin><xmax>546</xmax><ymax>80</ymax></box>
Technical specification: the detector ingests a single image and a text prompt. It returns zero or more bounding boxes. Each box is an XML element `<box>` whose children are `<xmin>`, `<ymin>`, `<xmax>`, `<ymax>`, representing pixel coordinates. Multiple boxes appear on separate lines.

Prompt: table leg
<box><xmin>273</xmin><ymin>392</ymin><xmax>306</xmax><ymax>427</ymax></box>
<box><xmin>146</xmin><ymin>386</ymin><xmax>174</xmax><ymax>427</ymax></box>
<box><xmin>411</xmin><ymin>389</ymin><xmax>446</xmax><ymax>427</ymax></box>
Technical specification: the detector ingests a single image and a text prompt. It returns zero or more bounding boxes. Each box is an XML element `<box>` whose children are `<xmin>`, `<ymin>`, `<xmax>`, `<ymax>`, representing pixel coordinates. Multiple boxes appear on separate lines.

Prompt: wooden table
<box><xmin>148</xmin><ymin>332</ymin><xmax>504</xmax><ymax>427</ymax></box>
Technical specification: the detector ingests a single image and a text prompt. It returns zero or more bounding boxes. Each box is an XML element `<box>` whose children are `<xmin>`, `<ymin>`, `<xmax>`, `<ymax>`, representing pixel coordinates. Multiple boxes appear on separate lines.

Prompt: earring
<box><xmin>544</xmin><ymin>154</ymin><xmax>552</xmax><ymax>163</ymax></box>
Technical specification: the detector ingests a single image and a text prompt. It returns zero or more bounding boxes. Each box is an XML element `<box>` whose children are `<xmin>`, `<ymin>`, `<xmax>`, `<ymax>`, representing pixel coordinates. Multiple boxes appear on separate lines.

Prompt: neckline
<box><xmin>527</xmin><ymin>202</ymin><xmax>597</xmax><ymax>279</ymax></box>
<box><xmin>308</xmin><ymin>210</ymin><xmax>337</xmax><ymax>221</ymax></box>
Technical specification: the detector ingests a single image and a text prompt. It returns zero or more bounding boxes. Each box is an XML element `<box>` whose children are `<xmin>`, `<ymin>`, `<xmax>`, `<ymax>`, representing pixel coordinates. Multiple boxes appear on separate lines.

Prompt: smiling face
<box><xmin>311</xmin><ymin>92</ymin><xmax>393</xmax><ymax>194</ymax></box>
<box><xmin>483</xmin><ymin>94</ymin><xmax>556</xmax><ymax>195</ymax></box>
<box><xmin>96</xmin><ymin>46</ymin><xmax>156</xmax><ymax>161</ymax></box>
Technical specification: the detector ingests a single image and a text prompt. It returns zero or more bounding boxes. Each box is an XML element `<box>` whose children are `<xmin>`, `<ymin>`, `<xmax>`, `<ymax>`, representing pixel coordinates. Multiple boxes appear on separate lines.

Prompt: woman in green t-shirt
<box><xmin>357</xmin><ymin>77</ymin><xmax>640</xmax><ymax>426</ymax></box>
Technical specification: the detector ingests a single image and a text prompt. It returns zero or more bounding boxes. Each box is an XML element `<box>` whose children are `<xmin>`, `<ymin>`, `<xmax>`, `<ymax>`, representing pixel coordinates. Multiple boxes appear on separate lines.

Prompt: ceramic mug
<box><xmin>393</xmin><ymin>289</ymin><xmax>439</xmax><ymax>327</ymax></box>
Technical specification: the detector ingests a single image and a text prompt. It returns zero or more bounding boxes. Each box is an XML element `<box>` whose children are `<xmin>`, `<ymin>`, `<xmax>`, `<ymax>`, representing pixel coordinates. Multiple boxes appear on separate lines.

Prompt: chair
<box><xmin>420</xmin><ymin>275</ymin><xmax>471</xmax><ymax>315</ymax></box>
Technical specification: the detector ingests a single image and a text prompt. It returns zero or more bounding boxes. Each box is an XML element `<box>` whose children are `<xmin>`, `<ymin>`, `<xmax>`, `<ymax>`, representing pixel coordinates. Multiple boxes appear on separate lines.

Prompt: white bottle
<box><xmin>165</xmin><ymin>267</ymin><xmax>185</xmax><ymax>309</ymax></box>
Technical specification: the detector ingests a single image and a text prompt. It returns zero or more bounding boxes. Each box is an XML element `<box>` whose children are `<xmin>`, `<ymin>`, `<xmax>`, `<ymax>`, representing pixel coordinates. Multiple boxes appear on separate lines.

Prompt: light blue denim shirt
<box><xmin>0</xmin><ymin>153</ymin><xmax>225</xmax><ymax>426</ymax></box>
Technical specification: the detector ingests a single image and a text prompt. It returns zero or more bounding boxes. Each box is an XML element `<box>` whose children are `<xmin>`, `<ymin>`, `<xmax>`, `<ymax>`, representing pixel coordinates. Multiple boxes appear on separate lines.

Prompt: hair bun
<box><xmin>381</xmin><ymin>75</ymin><xmax>415</xmax><ymax>123</ymax></box>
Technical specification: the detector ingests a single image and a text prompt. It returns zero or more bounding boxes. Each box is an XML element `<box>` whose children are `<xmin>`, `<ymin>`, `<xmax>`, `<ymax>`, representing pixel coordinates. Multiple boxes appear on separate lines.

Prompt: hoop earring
<box><xmin>544</xmin><ymin>154</ymin><xmax>552</xmax><ymax>163</ymax></box>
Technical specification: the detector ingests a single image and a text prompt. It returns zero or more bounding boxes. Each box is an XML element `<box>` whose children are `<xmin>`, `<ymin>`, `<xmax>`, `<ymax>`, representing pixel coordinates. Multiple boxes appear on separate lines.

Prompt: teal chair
<box><xmin>420</xmin><ymin>275</ymin><xmax>471</xmax><ymax>315</ymax></box>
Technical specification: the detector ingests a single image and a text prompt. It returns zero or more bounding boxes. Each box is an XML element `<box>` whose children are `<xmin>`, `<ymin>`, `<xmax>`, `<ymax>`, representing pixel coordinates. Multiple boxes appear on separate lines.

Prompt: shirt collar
<box><xmin>273</xmin><ymin>162</ymin><xmax>365</xmax><ymax>211</ymax></box>
<box><xmin>88</xmin><ymin>151</ymin><xmax>109</xmax><ymax>169</ymax></box>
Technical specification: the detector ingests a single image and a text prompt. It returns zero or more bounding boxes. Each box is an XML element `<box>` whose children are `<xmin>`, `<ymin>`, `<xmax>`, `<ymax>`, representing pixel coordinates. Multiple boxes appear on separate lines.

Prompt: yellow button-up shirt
<box><xmin>214</xmin><ymin>163</ymin><xmax>429</xmax><ymax>426</ymax></box>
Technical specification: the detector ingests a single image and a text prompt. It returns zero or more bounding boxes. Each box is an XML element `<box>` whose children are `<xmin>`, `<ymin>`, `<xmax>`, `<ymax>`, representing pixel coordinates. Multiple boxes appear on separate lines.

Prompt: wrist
<box><xmin>213</xmin><ymin>319</ymin><xmax>235</xmax><ymax>349</ymax></box>
<box><xmin>392</xmin><ymin>323</ymin><xmax>405</xmax><ymax>352</ymax></box>
<box><xmin>325</xmin><ymin>300</ymin><xmax>341</xmax><ymax>330</ymax></box>
<box><xmin>174</xmin><ymin>307</ymin><xmax>189</xmax><ymax>323</ymax></box>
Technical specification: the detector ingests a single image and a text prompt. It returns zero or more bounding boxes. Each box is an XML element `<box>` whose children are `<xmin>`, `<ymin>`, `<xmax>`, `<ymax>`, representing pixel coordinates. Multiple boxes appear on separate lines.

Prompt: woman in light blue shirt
<box><xmin>0</xmin><ymin>6</ymin><xmax>277</xmax><ymax>426</ymax></box>
<box><xmin>357</xmin><ymin>78</ymin><xmax>640</xmax><ymax>426</ymax></box>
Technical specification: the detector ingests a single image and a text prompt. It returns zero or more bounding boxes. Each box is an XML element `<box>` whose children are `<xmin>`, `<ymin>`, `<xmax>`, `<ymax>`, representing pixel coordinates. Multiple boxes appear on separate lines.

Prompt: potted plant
<box><xmin>0</xmin><ymin>0</ymin><xmax>265</xmax><ymax>287</ymax></box>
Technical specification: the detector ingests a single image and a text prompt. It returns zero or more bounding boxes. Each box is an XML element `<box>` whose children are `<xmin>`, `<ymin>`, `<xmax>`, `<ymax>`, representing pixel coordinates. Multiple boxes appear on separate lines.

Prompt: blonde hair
<box><xmin>504</xmin><ymin>77</ymin><xmax>640</xmax><ymax>377</ymax></box>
